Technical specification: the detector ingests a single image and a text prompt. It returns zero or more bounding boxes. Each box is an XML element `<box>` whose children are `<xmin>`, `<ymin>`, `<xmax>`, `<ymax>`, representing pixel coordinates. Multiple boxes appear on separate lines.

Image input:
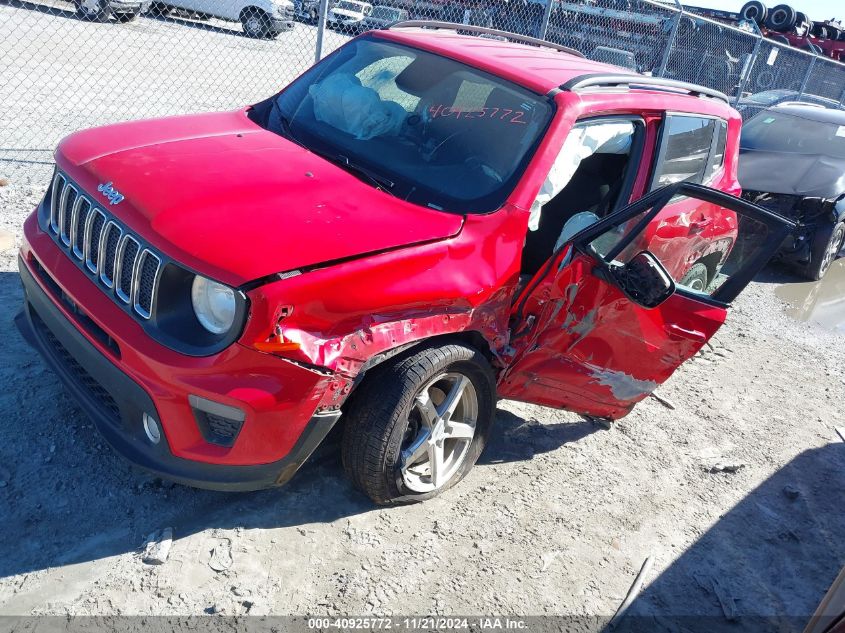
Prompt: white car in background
<box><xmin>328</xmin><ymin>0</ymin><xmax>372</xmax><ymax>31</ymax></box>
<box><xmin>148</xmin><ymin>0</ymin><xmax>295</xmax><ymax>37</ymax></box>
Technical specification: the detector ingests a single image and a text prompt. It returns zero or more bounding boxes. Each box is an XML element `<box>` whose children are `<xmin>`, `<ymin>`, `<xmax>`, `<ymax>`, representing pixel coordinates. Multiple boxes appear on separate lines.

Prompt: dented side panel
<box><xmin>241</xmin><ymin>204</ymin><xmax>528</xmax><ymax>392</ymax></box>
<box><xmin>498</xmin><ymin>252</ymin><xmax>727</xmax><ymax>419</ymax></box>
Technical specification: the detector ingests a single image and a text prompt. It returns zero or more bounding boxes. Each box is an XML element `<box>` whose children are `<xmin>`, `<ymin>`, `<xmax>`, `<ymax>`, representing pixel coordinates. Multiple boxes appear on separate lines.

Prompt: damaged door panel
<box><xmin>499</xmin><ymin>182</ymin><xmax>795</xmax><ymax>419</ymax></box>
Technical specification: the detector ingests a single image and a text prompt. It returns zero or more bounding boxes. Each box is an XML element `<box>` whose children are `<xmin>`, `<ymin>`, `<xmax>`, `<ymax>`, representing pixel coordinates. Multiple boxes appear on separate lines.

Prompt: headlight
<box><xmin>191</xmin><ymin>275</ymin><xmax>237</xmax><ymax>335</ymax></box>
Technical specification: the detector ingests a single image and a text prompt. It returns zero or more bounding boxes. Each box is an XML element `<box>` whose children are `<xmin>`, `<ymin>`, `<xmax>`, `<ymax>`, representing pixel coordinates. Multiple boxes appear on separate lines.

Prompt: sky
<box><xmin>695</xmin><ymin>0</ymin><xmax>842</xmax><ymax>21</ymax></box>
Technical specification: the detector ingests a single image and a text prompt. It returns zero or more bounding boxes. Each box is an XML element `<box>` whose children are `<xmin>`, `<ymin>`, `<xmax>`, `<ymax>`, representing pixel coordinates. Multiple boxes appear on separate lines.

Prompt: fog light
<box><xmin>189</xmin><ymin>395</ymin><xmax>246</xmax><ymax>447</ymax></box>
<box><xmin>143</xmin><ymin>413</ymin><xmax>161</xmax><ymax>444</ymax></box>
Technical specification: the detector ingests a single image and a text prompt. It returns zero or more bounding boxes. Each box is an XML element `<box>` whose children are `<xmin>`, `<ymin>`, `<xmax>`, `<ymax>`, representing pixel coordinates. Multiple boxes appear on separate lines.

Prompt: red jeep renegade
<box><xmin>16</xmin><ymin>22</ymin><xmax>792</xmax><ymax>503</ymax></box>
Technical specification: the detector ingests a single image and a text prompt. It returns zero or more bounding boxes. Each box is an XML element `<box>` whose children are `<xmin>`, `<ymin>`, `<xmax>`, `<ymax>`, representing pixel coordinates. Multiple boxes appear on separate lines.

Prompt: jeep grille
<box><xmin>47</xmin><ymin>172</ymin><xmax>161</xmax><ymax>320</ymax></box>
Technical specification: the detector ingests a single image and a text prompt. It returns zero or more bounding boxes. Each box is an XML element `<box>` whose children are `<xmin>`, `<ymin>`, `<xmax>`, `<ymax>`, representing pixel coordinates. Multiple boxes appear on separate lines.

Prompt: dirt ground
<box><xmin>1</xmin><ymin>152</ymin><xmax>845</xmax><ymax>631</ymax></box>
<box><xmin>2</xmin><ymin>1</ymin><xmax>845</xmax><ymax>628</ymax></box>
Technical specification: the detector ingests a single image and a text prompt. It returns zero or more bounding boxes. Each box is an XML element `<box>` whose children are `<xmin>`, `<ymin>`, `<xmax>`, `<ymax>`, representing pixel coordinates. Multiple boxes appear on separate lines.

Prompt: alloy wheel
<box><xmin>399</xmin><ymin>372</ymin><xmax>478</xmax><ymax>493</ymax></box>
<box><xmin>246</xmin><ymin>15</ymin><xmax>262</xmax><ymax>34</ymax></box>
<box><xmin>820</xmin><ymin>224</ymin><xmax>845</xmax><ymax>277</ymax></box>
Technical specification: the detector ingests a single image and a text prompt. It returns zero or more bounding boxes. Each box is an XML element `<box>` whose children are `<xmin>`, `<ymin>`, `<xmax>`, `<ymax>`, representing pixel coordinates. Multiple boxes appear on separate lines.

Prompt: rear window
<box><xmin>651</xmin><ymin>115</ymin><xmax>727</xmax><ymax>189</ymax></box>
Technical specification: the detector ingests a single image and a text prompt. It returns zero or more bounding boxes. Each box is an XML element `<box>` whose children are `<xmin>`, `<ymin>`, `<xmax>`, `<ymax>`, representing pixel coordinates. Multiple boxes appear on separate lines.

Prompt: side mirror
<box><xmin>608</xmin><ymin>251</ymin><xmax>675</xmax><ymax>309</ymax></box>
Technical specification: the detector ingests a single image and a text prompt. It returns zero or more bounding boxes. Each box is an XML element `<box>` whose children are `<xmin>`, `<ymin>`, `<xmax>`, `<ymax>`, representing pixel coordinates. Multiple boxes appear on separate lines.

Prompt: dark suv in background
<box><xmin>740</xmin><ymin>104</ymin><xmax>845</xmax><ymax>279</ymax></box>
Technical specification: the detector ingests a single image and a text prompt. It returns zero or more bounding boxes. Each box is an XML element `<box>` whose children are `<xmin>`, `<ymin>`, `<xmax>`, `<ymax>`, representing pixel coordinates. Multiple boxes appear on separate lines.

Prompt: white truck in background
<box><xmin>148</xmin><ymin>0</ymin><xmax>296</xmax><ymax>37</ymax></box>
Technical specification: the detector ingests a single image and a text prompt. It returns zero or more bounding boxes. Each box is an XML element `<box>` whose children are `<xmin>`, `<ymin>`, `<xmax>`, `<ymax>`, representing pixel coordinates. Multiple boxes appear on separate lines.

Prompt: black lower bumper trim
<box><xmin>270</xmin><ymin>18</ymin><xmax>295</xmax><ymax>31</ymax></box>
<box><xmin>16</xmin><ymin>255</ymin><xmax>341</xmax><ymax>492</ymax></box>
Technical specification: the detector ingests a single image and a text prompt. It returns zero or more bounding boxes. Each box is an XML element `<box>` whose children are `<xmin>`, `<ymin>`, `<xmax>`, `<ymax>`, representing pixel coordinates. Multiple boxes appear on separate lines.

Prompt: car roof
<box><xmin>373</xmin><ymin>28</ymin><xmax>637</xmax><ymax>95</ymax></box>
<box><xmin>769</xmin><ymin>103</ymin><xmax>845</xmax><ymax>122</ymax></box>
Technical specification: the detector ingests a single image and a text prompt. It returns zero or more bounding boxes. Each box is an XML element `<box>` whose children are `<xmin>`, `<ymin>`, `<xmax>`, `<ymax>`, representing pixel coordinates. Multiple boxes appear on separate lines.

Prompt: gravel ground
<box><xmin>2</xmin><ymin>2</ymin><xmax>845</xmax><ymax>629</ymax></box>
<box><xmin>2</xmin><ymin>158</ymin><xmax>844</xmax><ymax>629</ymax></box>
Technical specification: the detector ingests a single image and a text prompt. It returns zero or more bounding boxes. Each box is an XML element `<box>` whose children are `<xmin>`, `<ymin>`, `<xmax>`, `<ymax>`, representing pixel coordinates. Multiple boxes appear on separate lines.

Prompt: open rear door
<box><xmin>499</xmin><ymin>183</ymin><xmax>795</xmax><ymax>419</ymax></box>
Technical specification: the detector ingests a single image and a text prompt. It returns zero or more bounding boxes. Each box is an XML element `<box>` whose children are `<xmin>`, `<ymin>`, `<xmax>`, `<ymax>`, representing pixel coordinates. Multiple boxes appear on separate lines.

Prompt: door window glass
<box><xmin>703</xmin><ymin>120</ymin><xmax>728</xmax><ymax>183</ymax></box>
<box><xmin>652</xmin><ymin>116</ymin><xmax>718</xmax><ymax>188</ymax></box>
<box><xmin>588</xmin><ymin>200</ymin><xmax>772</xmax><ymax>300</ymax></box>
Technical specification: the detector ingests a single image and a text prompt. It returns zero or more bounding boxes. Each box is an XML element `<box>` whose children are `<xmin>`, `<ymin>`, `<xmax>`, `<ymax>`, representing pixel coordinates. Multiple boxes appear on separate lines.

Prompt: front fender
<box><xmin>240</xmin><ymin>237</ymin><xmax>519</xmax><ymax>383</ymax></box>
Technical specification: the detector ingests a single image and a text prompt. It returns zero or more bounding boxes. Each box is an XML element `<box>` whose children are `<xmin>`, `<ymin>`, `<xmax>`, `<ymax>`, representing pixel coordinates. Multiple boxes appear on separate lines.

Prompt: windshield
<box><xmin>742</xmin><ymin>110</ymin><xmax>845</xmax><ymax>159</ymax></box>
<box><xmin>257</xmin><ymin>36</ymin><xmax>553</xmax><ymax>213</ymax></box>
<box><xmin>371</xmin><ymin>6</ymin><xmax>400</xmax><ymax>18</ymax></box>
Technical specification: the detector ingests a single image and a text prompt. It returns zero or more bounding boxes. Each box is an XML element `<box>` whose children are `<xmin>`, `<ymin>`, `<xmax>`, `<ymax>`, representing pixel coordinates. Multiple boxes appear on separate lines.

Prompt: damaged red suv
<box><xmin>16</xmin><ymin>22</ymin><xmax>793</xmax><ymax>503</ymax></box>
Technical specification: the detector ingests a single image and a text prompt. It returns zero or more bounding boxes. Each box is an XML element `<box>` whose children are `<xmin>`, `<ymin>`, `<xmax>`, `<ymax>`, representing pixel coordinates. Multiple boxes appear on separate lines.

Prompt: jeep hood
<box><xmin>55</xmin><ymin>110</ymin><xmax>463</xmax><ymax>287</ymax></box>
<box><xmin>738</xmin><ymin>148</ymin><xmax>845</xmax><ymax>199</ymax></box>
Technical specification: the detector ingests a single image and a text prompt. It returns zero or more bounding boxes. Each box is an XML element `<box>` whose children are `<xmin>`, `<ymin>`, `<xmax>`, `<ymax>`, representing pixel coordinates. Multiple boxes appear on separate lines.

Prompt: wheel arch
<box><xmin>353</xmin><ymin>330</ymin><xmax>495</xmax><ymax>387</ymax></box>
<box><xmin>239</xmin><ymin>5</ymin><xmax>267</xmax><ymax>19</ymax></box>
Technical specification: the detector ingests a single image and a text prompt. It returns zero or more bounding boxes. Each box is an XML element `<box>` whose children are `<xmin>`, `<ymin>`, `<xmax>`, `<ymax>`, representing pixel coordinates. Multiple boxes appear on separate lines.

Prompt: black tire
<box><xmin>146</xmin><ymin>1</ymin><xmax>169</xmax><ymax>15</ymax></box>
<box><xmin>765</xmin><ymin>4</ymin><xmax>796</xmax><ymax>32</ymax></box>
<box><xmin>341</xmin><ymin>342</ymin><xmax>496</xmax><ymax>505</ymax></box>
<box><xmin>756</xmin><ymin>69</ymin><xmax>775</xmax><ymax>89</ymax></box>
<box><xmin>828</xmin><ymin>27</ymin><xmax>842</xmax><ymax>41</ymax></box>
<box><xmin>114</xmin><ymin>8</ymin><xmax>139</xmax><ymax>21</ymax></box>
<box><xmin>241</xmin><ymin>7</ymin><xmax>271</xmax><ymax>37</ymax></box>
<box><xmin>680</xmin><ymin>263</ymin><xmax>710</xmax><ymax>293</ymax></box>
<box><xmin>309</xmin><ymin>7</ymin><xmax>317</xmax><ymax>22</ymax></box>
<box><xmin>740</xmin><ymin>0</ymin><xmax>767</xmax><ymax>24</ymax></box>
<box><xmin>795</xmin><ymin>11</ymin><xmax>809</xmax><ymax>28</ymax></box>
<box><xmin>805</xmin><ymin>222</ymin><xmax>845</xmax><ymax>281</ymax></box>
<box><xmin>811</xmin><ymin>23</ymin><xmax>828</xmax><ymax>39</ymax></box>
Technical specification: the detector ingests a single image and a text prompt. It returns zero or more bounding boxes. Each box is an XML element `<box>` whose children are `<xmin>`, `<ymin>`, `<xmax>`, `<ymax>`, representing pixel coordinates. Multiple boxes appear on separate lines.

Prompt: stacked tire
<box><xmin>739</xmin><ymin>1</ymin><xmax>767</xmax><ymax>25</ymax></box>
<box><xmin>743</xmin><ymin>2</ymin><xmax>843</xmax><ymax>42</ymax></box>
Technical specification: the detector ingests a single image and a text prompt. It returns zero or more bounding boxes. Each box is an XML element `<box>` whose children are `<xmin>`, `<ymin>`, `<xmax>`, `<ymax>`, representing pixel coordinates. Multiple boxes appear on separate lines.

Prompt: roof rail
<box><xmin>561</xmin><ymin>73</ymin><xmax>730</xmax><ymax>104</ymax></box>
<box><xmin>388</xmin><ymin>20</ymin><xmax>585</xmax><ymax>58</ymax></box>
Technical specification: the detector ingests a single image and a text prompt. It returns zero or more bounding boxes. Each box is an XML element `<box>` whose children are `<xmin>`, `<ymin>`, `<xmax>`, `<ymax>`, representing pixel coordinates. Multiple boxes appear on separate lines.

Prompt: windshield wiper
<box><xmin>271</xmin><ymin>98</ymin><xmax>301</xmax><ymax>147</ymax></box>
<box><xmin>268</xmin><ymin>101</ymin><xmax>395</xmax><ymax>196</ymax></box>
<box><xmin>315</xmin><ymin>150</ymin><xmax>396</xmax><ymax>196</ymax></box>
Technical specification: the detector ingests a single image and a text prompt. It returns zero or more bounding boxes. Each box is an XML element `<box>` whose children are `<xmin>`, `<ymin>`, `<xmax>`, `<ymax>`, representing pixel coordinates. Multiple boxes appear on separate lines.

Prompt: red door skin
<box><xmin>498</xmin><ymin>251</ymin><xmax>727</xmax><ymax>420</ymax></box>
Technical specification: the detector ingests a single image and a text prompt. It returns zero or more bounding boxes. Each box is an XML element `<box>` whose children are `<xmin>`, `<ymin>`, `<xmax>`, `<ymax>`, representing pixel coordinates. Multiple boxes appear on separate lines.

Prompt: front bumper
<box><xmin>108</xmin><ymin>0</ymin><xmax>142</xmax><ymax>10</ymax></box>
<box><xmin>270</xmin><ymin>15</ymin><xmax>295</xmax><ymax>30</ymax></box>
<box><xmin>17</xmin><ymin>212</ymin><xmax>343</xmax><ymax>491</ymax></box>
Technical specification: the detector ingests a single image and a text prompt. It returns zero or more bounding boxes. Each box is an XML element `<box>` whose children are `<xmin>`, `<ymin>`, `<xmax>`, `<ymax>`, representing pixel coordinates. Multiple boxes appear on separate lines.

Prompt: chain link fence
<box><xmin>2</xmin><ymin>0</ymin><xmax>845</xmax><ymax>162</ymax></box>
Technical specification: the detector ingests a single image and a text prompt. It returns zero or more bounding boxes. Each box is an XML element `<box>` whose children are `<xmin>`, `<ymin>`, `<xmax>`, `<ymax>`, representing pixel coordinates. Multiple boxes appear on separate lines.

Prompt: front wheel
<box><xmin>341</xmin><ymin>342</ymin><xmax>495</xmax><ymax>505</ymax></box>
<box><xmin>241</xmin><ymin>7</ymin><xmax>271</xmax><ymax>37</ymax></box>
<box><xmin>806</xmin><ymin>222</ymin><xmax>845</xmax><ymax>281</ymax></box>
<box><xmin>679</xmin><ymin>262</ymin><xmax>710</xmax><ymax>293</ymax></box>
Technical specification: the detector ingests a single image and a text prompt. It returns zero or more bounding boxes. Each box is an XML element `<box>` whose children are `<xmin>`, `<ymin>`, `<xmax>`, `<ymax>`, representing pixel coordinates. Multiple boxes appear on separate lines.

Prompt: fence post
<box><xmin>656</xmin><ymin>0</ymin><xmax>684</xmax><ymax>78</ymax></box>
<box><xmin>796</xmin><ymin>56</ymin><xmax>817</xmax><ymax>99</ymax></box>
<box><xmin>733</xmin><ymin>23</ymin><xmax>763</xmax><ymax>106</ymax></box>
<box><xmin>314</xmin><ymin>0</ymin><xmax>329</xmax><ymax>64</ymax></box>
<box><xmin>538</xmin><ymin>0</ymin><xmax>554</xmax><ymax>41</ymax></box>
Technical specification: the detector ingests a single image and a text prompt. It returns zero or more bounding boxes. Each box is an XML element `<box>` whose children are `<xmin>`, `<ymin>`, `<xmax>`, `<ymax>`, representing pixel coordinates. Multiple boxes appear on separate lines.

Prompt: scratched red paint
<box><xmin>17</xmin><ymin>27</ymin><xmax>760</xmax><ymax>486</ymax></box>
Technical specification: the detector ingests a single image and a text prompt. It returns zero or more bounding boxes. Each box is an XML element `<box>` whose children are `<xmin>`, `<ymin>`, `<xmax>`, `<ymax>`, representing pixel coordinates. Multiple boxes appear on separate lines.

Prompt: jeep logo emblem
<box><xmin>97</xmin><ymin>182</ymin><xmax>124</xmax><ymax>205</ymax></box>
